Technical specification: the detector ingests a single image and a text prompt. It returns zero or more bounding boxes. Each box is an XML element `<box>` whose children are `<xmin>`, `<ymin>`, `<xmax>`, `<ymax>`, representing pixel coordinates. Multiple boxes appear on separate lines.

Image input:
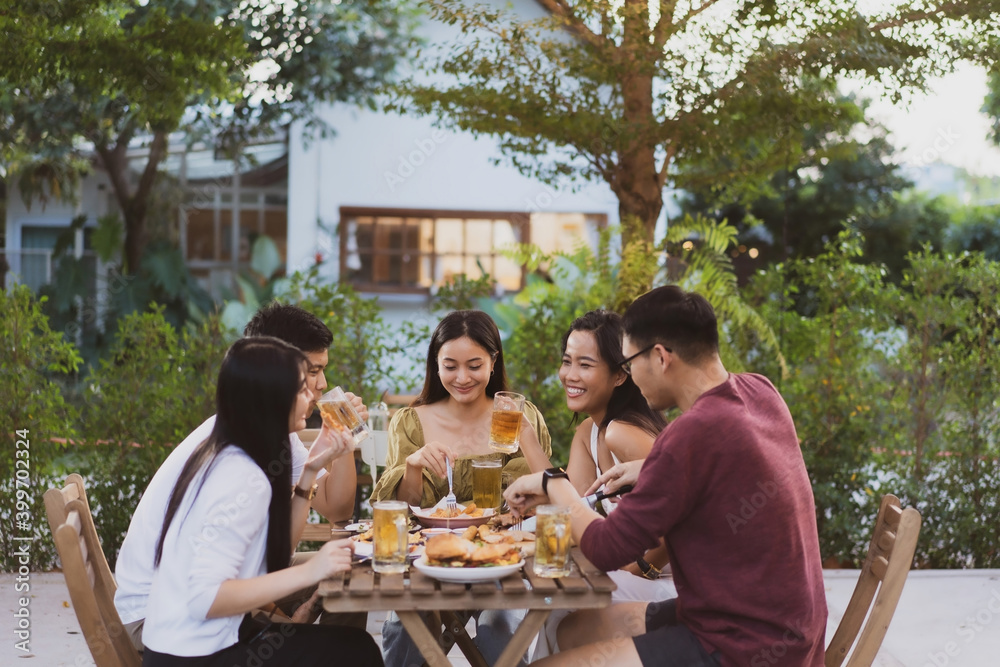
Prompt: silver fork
<box><xmin>444</xmin><ymin>456</ymin><xmax>458</xmax><ymax>517</ymax></box>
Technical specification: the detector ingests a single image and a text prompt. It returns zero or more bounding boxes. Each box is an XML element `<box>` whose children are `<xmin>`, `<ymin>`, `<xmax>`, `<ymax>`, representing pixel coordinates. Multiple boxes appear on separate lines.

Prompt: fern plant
<box><xmin>665</xmin><ymin>214</ymin><xmax>788</xmax><ymax>377</ymax></box>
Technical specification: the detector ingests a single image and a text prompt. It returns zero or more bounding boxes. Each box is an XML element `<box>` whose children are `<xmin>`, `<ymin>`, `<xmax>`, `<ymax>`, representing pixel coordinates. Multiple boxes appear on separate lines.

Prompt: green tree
<box><xmin>0</xmin><ymin>285</ymin><xmax>81</xmax><ymax>569</ymax></box>
<box><xmin>394</xmin><ymin>0</ymin><xmax>998</xmax><ymax>254</ymax></box>
<box><xmin>0</xmin><ymin>0</ymin><xmax>415</xmax><ymax>274</ymax></box>
<box><xmin>681</xmin><ymin>101</ymin><xmax>926</xmax><ymax>269</ymax></box>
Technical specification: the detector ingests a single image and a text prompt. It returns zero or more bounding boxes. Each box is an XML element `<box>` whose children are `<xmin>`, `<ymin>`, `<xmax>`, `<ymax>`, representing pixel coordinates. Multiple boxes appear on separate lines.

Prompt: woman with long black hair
<box><xmin>141</xmin><ymin>337</ymin><xmax>382</xmax><ymax>667</ymax></box>
<box><xmin>530</xmin><ymin>310</ymin><xmax>676</xmax><ymax>660</ymax></box>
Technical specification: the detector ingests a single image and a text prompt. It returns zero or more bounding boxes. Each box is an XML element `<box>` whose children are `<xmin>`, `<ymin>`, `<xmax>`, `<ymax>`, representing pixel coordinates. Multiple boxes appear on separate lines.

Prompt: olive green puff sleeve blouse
<box><xmin>371</xmin><ymin>402</ymin><xmax>552</xmax><ymax>508</ymax></box>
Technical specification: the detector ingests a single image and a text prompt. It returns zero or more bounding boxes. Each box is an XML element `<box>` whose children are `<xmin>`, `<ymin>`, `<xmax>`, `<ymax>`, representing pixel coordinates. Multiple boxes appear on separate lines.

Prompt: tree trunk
<box><xmin>614</xmin><ymin>0</ymin><xmax>663</xmax><ymax>248</ymax></box>
<box><xmin>96</xmin><ymin>128</ymin><xmax>169</xmax><ymax>275</ymax></box>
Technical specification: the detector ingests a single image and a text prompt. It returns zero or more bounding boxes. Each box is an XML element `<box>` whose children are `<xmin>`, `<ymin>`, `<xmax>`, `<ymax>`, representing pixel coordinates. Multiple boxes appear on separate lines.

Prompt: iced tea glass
<box><xmin>534</xmin><ymin>505</ymin><xmax>572</xmax><ymax>578</ymax></box>
<box><xmin>317</xmin><ymin>386</ymin><xmax>370</xmax><ymax>445</ymax></box>
<box><xmin>489</xmin><ymin>391</ymin><xmax>525</xmax><ymax>453</ymax></box>
<box><xmin>372</xmin><ymin>500</ymin><xmax>409</xmax><ymax>574</ymax></box>
<box><xmin>472</xmin><ymin>458</ymin><xmax>503</xmax><ymax>511</ymax></box>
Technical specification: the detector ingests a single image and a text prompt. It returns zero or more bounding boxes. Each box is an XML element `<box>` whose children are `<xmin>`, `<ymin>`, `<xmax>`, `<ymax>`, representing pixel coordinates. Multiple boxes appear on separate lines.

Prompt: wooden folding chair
<box><xmin>44</xmin><ymin>475</ymin><xmax>141</xmax><ymax>667</ymax></box>
<box><xmin>825</xmin><ymin>494</ymin><xmax>922</xmax><ymax>667</ymax></box>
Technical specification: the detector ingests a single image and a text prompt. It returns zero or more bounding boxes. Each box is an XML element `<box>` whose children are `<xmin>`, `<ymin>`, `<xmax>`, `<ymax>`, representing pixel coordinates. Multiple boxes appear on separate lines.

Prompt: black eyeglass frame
<box><xmin>620</xmin><ymin>343</ymin><xmax>671</xmax><ymax>374</ymax></box>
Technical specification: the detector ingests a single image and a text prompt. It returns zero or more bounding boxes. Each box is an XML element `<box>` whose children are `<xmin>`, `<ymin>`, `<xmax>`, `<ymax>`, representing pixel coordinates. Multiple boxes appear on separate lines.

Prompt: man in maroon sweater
<box><xmin>505</xmin><ymin>286</ymin><xmax>827</xmax><ymax>667</ymax></box>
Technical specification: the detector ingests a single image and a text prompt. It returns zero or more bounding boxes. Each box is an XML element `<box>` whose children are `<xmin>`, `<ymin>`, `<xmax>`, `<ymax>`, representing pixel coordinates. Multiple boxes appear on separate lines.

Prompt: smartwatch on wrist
<box><xmin>541</xmin><ymin>467</ymin><xmax>570</xmax><ymax>495</ymax></box>
<box><xmin>293</xmin><ymin>482</ymin><xmax>318</xmax><ymax>501</ymax></box>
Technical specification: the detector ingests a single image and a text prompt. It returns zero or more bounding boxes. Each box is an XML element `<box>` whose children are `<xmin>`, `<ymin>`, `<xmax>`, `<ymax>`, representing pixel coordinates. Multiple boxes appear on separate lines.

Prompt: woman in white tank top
<box><xmin>532</xmin><ymin>310</ymin><xmax>676</xmax><ymax>660</ymax></box>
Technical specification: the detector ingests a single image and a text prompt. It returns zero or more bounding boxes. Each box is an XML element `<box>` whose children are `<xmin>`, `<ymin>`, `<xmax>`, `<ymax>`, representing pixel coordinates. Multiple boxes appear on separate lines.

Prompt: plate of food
<box><xmin>413</xmin><ymin>533</ymin><xmax>524</xmax><ymax>583</ymax></box>
<box><xmin>410</xmin><ymin>499</ymin><xmax>495</xmax><ymax>528</ymax></box>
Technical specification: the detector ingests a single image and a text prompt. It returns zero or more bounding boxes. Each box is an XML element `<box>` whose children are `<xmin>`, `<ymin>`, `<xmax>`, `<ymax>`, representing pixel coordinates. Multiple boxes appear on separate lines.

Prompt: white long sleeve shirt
<box><xmin>114</xmin><ymin>416</ymin><xmax>314</xmax><ymax>625</ymax></box>
<box><xmin>141</xmin><ymin>446</ymin><xmax>271</xmax><ymax>655</ymax></box>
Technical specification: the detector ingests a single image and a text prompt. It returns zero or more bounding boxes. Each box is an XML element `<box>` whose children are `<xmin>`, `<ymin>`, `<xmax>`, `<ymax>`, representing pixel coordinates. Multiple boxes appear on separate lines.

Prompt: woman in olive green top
<box><xmin>373</xmin><ymin>310</ymin><xmax>552</xmax><ymax>508</ymax></box>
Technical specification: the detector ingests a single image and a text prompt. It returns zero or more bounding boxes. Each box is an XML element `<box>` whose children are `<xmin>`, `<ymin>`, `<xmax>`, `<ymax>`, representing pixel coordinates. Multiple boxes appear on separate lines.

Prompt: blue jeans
<box><xmin>381</xmin><ymin>609</ymin><xmax>528</xmax><ymax>667</ymax></box>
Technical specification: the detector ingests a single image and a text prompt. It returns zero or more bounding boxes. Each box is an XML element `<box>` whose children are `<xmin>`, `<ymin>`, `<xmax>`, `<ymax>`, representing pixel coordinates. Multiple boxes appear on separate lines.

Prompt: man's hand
<box><xmin>503</xmin><ymin>471</ymin><xmax>547</xmax><ymax>517</ymax></box>
<box><xmin>304</xmin><ymin>538</ymin><xmax>354</xmax><ymax>584</ymax></box>
<box><xmin>405</xmin><ymin>440</ymin><xmax>457</xmax><ymax>479</ymax></box>
<box><xmin>303</xmin><ymin>424</ymin><xmax>354</xmax><ymax>475</ymax></box>
<box><xmin>345</xmin><ymin>391</ymin><xmax>368</xmax><ymax>423</ymax></box>
<box><xmin>584</xmin><ymin>459</ymin><xmax>643</xmax><ymax>497</ymax></box>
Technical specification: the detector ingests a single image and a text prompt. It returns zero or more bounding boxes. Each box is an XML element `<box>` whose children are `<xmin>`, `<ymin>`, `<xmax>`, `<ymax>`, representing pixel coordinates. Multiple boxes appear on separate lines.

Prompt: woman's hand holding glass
<box><xmin>405</xmin><ymin>440</ymin><xmax>457</xmax><ymax>480</ymax></box>
<box><xmin>304</xmin><ymin>423</ymin><xmax>355</xmax><ymax>475</ymax></box>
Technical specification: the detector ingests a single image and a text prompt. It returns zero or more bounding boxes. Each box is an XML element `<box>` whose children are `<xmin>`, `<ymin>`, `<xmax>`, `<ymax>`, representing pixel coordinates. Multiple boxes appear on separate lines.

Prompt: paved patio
<box><xmin>4</xmin><ymin>569</ymin><xmax>999</xmax><ymax>666</ymax></box>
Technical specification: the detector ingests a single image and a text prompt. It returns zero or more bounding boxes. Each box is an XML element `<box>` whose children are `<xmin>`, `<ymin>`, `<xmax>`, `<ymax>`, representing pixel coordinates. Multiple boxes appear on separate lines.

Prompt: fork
<box><xmin>444</xmin><ymin>456</ymin><xmax>458</xmax><ymax>517</ymax></box>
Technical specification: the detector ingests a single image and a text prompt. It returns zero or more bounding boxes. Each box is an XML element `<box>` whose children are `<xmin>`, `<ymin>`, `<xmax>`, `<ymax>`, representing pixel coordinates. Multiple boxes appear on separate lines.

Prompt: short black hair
<box><xmin>244</xmin><ymin>302</ymin><xmax>333</xmax><ymax>354</ymax></box>
<box><xmin>622</xmin><ymin>286</ymin><xmax>719</xmax><ymax>363</ymax></box>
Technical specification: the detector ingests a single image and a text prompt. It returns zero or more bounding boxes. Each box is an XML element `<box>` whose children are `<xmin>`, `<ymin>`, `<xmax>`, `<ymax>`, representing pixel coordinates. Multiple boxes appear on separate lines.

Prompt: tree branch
<box><xmin>653</xmin><ymin>1</ymin><xmax>678</xmax><ymax>50</ymax></box>
<box><xmin>656</xmin><ymin>142</ymin><xmax>676</xmax><ymax>189</ymax></box>
<box><xmin>870</xmin><ymin>0</ymin><xmax>964</xmax><ymax>32</ymax></box>
<box><xmin>534</xmin><ymin>0</ymin><xmax>610</xmax><ymax>53</ymax></box>
<box><xmin>134</xmin><ymin>130</ymin><xmax>168</xmax><ymax>207</ymax></box>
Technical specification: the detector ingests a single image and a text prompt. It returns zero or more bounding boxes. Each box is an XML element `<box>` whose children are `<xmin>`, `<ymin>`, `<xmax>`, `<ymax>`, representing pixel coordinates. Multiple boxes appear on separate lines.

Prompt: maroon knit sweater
<box><xmin>580</xmin><ymin>373</ymin><xmax>827</xmax><ymax>666</ymax></box>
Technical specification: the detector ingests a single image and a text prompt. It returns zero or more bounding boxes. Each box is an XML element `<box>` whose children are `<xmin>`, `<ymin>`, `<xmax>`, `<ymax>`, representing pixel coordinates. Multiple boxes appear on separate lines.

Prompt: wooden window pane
<box><xmin>465</xmin><ymin>219</ymin><xmax>492</xmax><ymax>254</ymax></box>
<box><xmin>495</xmin><ymin>256</ymin><xmax>522</xmax><ymax>292</ymax></box>
<box><xmin>435</xmin><ymin>219</ymin><xmax>464</xmax><ymax>254</ymax></box>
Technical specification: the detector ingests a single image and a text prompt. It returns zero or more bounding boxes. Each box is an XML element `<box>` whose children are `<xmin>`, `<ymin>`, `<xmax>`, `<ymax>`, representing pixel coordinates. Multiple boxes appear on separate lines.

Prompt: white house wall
<box><xmin>286</xmin><ymin>0</ymin><xmax>621</xmax><ymax>278</ymax></box>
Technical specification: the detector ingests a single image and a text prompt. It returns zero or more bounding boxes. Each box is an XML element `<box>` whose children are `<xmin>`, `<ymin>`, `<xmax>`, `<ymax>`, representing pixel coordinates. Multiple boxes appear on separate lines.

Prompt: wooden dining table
<box><xmin>318</xmin><ymin>548</ymin><xmax>616</xmax><ymax>667</ymax></box>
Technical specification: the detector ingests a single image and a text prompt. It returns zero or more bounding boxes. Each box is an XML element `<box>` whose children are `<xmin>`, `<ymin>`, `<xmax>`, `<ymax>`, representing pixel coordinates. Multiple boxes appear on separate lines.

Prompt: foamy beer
<box><xmin>472</xmin><ymin>458</ymin><xmax>503</xmax><ymax>510</ymax></box>
<box><xmin>317</xmin><ymin>386</ymin><xmax>370</xmax><ymax>445</ymax></box>
<box><xmin>534</xmin><ymin>505</ymin><xmax>572</xmax><ymax>578</ymax></box>
<box><xmin>489</xmin><ymin>391</ymin><xmax>525</xmax><ymax>453</ymax></box>
<box><xmin>372</xmin><ymin>500</ymin><xmax>409</xmax><ymax>574</ymax></box>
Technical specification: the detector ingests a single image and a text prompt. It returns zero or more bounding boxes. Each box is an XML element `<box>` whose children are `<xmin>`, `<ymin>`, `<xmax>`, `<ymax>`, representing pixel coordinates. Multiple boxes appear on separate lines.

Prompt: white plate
<box><xmin>412</xmin><ymin>555</ymin><xmax>524</xmax><ymax>583</ymax></box>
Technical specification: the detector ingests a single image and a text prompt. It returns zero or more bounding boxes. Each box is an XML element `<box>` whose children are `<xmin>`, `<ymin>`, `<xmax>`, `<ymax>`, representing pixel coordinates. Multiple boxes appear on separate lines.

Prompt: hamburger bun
<box><xmin>425</xmin><ymin>533</ymin><xmax>474</xmax><ymax>563</ymax></box>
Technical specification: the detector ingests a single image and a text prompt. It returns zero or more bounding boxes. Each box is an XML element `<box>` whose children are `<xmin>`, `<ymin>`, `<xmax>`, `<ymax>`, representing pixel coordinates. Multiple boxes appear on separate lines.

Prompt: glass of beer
<box><xmin>372</xmin><ymin>500</ymin><xmax>409</xmax><ymax>574</ymax></box>
<box><xmin>472</xmin><ymin>458</ymin><xmax>503</xmax><ymax>511</ymax></box>
<box><xmin>489</xmin><ymin>391</ymin><xmax>525</xmax><ymax>453</ymax></box>
<box><xmin>534</xmin><ymin>505</ymin><xmax>572</xmax><ymax>578</ymax></box>
<box><xmin>317</xmin><ymin>386</ymin><xmax>370</xmax><ymax>445</ymax></box>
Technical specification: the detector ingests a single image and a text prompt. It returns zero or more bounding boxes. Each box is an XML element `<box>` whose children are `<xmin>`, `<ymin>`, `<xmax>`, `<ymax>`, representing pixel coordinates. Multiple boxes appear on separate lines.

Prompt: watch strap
<box><xmin>293</xmin><ymin>483</ymin><xmax>318</xmax><ymax>501</ymax></box>
<box><xmin>541</xmin><ymin>467</ymin><xmax>569</xmax><ymax>495</ymax></box>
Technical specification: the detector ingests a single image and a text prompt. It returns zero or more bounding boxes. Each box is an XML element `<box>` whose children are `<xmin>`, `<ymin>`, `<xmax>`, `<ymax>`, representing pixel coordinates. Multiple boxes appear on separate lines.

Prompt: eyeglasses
<box><xmin>619</xmin><ymin>343</ymin><xmax>670</xmax><ymax>375</ymax></box>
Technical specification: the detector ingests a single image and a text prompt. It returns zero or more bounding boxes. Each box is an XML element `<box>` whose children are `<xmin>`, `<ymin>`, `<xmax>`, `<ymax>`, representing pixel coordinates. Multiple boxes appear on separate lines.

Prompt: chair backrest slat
<box><xmin>45</xmin><ymin>475</ymin><xmax>142</xmax><ymax>667</ymax></box>
<box><xmin>825</xmin><ymin>494</ymin><xmax>922</xmax><ymax>667</ymax></box>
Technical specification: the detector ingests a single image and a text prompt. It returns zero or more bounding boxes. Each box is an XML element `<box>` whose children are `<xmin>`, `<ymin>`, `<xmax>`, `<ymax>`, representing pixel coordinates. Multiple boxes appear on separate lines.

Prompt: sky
<box><xmin>858</xmin><ymin>63</ymin><xmax>1000</xmax><ymax>179</ymax></box>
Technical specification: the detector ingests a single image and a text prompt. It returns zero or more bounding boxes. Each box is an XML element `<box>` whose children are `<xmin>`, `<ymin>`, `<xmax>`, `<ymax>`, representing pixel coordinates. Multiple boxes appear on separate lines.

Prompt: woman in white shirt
<box><xmin>142</xmin><ymin>337</ymin><xmax>382</xmax><ymax>666</ymax></box>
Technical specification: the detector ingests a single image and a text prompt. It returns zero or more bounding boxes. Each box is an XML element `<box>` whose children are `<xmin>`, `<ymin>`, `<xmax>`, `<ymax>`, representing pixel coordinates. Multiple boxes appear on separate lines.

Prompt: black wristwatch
<box><xmin>541</xmin><ymin>467</ymin><xmax>570</xmax><ymax>495</ymax></box>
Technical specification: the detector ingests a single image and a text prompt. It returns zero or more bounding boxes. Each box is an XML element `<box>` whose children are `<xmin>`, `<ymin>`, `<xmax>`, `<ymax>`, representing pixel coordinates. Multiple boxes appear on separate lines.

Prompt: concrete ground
<box><xmin>4</xmin><ymin>570</ymin><xmax>999</xmax><ymax>666</ymax></box>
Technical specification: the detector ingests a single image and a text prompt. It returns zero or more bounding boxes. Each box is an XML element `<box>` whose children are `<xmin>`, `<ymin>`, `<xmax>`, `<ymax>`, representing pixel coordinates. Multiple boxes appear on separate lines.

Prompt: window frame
<box><xmin>338</xmin><ymin>207</ymin><xmax>531</xmax><ymax>294</ymax></box>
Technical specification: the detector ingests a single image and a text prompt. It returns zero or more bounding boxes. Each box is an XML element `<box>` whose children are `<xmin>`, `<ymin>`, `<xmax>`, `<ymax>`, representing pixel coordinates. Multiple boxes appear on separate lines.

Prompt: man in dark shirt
<box><xmin>505</xmin><ymin>286</ymin><xmax>827</xmax><ymax>667</ymax></box>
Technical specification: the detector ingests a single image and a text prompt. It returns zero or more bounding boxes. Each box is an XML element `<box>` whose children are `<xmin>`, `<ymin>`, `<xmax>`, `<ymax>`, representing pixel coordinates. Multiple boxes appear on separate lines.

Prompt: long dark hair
<box><xmin>154</xmin><ymin>337</ymin><xmax>306</xmax><ymax>573</ymax></box>
<box><xmin>562</xmin><ymin>310</ymin><xmax>667</xmax><ymax>437</ymax></box>
<box><xmin>413</xmin><ymin>310</ymin><xmax>508</xmax><ymax>406</ymax></box>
